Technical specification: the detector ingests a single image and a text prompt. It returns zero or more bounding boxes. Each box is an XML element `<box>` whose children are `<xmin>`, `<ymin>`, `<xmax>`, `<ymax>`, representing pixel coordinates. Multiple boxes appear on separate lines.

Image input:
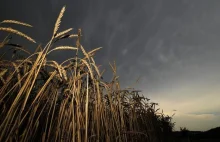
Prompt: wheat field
<box><xmin>0</xmin><ymin>6</ymin><xmax>175</xmax><ymax>142</ymax></box>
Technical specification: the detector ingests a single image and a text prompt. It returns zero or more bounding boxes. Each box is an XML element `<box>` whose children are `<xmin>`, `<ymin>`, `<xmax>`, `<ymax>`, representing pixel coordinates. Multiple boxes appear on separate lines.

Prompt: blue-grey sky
<box><xmin>1</xmin><ymin>0</ymin><xmax>220</xmax><ymax>131</ymax></box>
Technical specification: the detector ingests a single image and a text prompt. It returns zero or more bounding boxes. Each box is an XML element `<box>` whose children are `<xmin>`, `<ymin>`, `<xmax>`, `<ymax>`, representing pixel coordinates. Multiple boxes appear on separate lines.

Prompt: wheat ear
<box><xmin>1</xmin><ymin>20</ymin><xmax>33</xmax><ymax>27</ymax></box>
<box><xmin>88</xmin><ymin>47</ymin><xmax>102</xmax><ymax>56</ymax></box>
<box><xmin>81</xmin><ymin>59</ymin><xmax>94</xmax><ymax>80</ymax></box>
<box><xmin>47</xmin><ymin>46</ymin><xmax>77</xmax><ymax>55</ymax></box>
<box><xmin>55</xmin><ymin>28</ymin><xmax>73</xmax><ymax>38</ymax></box>
<box><xmin>53</xmin><ymin>6</ymin><xmax>66</xmax><ymax>37</ymax></box>
<box><xmin>0</xmin><ymin>27</ymin><xmax>36</xmax><ymax>43</ymax></box>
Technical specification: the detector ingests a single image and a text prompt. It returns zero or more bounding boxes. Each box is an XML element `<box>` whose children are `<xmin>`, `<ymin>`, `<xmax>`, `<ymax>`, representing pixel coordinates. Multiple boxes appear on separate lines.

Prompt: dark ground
<box><xmin>173</xmin><ymin>126</ymin><xmax>220</xmax><ymax>142</ymax></box>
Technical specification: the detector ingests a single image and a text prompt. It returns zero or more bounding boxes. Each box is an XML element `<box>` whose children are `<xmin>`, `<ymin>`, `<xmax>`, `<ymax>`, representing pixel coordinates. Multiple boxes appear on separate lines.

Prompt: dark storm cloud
<box><xmin>77</xmin><ymin>0</ymin><xmax>191</xmax><ymax>86</ymax></box>
<box><xmin>0</xmin><ymin>0</ymin><xmax>190</xmax><ymax>84</ymax></box>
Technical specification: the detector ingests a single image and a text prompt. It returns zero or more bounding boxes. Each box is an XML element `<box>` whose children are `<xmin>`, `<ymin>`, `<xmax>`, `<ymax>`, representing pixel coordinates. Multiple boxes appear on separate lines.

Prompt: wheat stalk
<box><xmin>47</xmin><ymin>46</ymin><xmax>77</xmax><ymax>55</ymax></box>
<box><xmin>0</xmin><ymin>76</ymin><xmax>5</xmax><ymax>84</ymax></box>
<box><xmin>69</xmin><ymin>34</ymin><xmax>78</xmax><ymax>38</ymax></box>
<box><xmin>60</xmin><ymin>66</ymin><xmax>67</xmax><ymax>81</ymax></box>
<box><xmin>0</xmin><ymin>69</ymin><xmax>7</xmax><ymax>78</ymax></box>
<box><xmin>81</xmin><ymin>59</ymin><xmax>94</xmax><ymax>80</ymax></box>
<box><xmin>0</xmin><ymin>27</ymin><xmax>36</xmax><ymax>43</ymax></box>
<box><xmin>15</xmin><ymin>59</ymin><xmax>32</xmax><ymax>65</ymax></box>
<box><xmin>48</xmin><ymin>61</ymin><xmax>63</xmax><ymax>79</ymax></box>
<box><xmin>80</xmin><ymin>45</ymin><xmax>90</xmax><ymax>60</ymax></box>
<box><xmin>10</xmin><ymin>47</ymin><xmax>31</xmax><ymax>55</ymax></box>
<box><xmin>88</xmin><ymin>47</ymin><xmax>102</xmax><ymax>56</ymax></box>
<box><xmin>91</xmin><ymin>57</ymin><xmax>101</xmax><ymax>78</ymax></box>
<box><xmin>55</xmin><ymin>28</ymin><xmax>73</xmax><ymax>38</ymax></box>
<box><xmin>53</xmin><ymin>6</ymin><xmax>66</xmax><ymax>37</ymax></box>
<box><xmin>1</xmin><ymin>20</ymin><xmax>33</xmax><ymax>27</ymax></box>
<box><xmin>12</xmin><ymin>62</ymin><xmax>21</xmax><ymax>87</ymax></box>
<box><xmin>0</xmin><ymin>35</ymin><xmax>11</xmax><ymax>49</ymax></box>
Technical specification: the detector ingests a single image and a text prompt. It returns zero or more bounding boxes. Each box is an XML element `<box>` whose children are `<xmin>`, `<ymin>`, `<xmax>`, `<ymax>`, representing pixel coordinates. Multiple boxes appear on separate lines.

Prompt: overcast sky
<box><xmin>1</xmin><ymin>0</ymin><xmax>220</xmax><ymax>131</ymax></box>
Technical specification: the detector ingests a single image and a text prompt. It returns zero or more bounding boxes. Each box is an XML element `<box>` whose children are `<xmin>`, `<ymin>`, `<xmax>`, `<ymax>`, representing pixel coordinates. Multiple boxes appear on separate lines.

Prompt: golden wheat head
<box><xmin>1</xmin><ymin>20</ymin><xmax>33</xmax><ymax>27</ymax></box>
<box><xmin>0</xmin><ymin>27</ymin><xmax>36</xmax><ymax>43</ymax></box>
<box><xmin>53</xmin><ymin>6</ymin><xmax>66</xmax><ymax>37</ymax></box>
<box><xmin>55</xmin><ymin>28</ymin><xmax>73</xmax><ymax>38</ymax></box>
<box><xmin>47</xmin><ymin>46</ymin><xmax>77</xmax><ymax>55</ymax></box>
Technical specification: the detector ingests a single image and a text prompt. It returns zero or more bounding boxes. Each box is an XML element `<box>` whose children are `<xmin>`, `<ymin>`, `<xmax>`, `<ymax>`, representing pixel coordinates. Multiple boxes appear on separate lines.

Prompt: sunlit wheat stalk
<box><xmin>0</xmin><ymin>27</ymin><xmax>36</xmax><ymax>43</ymax></box>
<box><xmin>53</xmin><ymin>6</ymin><xmax>66</xmax><ymax>37</ymax></box>
<box><xmin>1</xmin><ymin>20</ymin><xmax>33</xmax><ymax>27</ymax></box>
